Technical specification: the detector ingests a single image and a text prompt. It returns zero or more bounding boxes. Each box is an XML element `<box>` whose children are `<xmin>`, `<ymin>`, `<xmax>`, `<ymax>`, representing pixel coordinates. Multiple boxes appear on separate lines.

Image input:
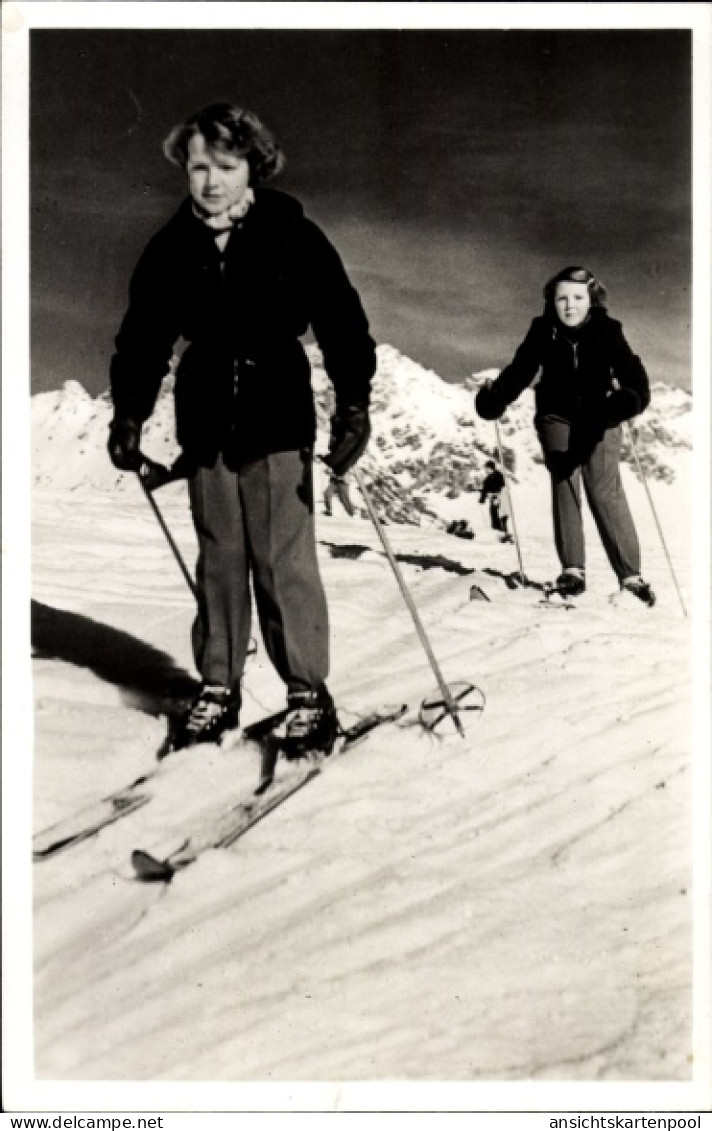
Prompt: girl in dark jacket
<box><xmin>475</xmin><ymin>266</ymin><xmax>655</xmax><ymax>604</ymax></box>
<box><xmin>108</xmin><ymin>102</ymin><xmax>377</xmax><ymax>751</ymax></box>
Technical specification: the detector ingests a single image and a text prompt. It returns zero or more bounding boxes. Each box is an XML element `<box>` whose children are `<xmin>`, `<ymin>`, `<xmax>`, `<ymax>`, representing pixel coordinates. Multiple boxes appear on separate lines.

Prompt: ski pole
<box><xmin>352</xmin><ymin>465</ymin><xmax>465</xmax><ymax>737</ymax></box>
<box><xmin>137</xmin><ymin>467</ymin><xmax>199</xmax><ymax>601</ymax></box>
<box><xmin>492</xmin><ymin>416</ymin><xmax>526</xmax><ymax>582</ymax></box>
<box><xmin>622</xmin><ymin>421</ymin><xmax>688</xmax><ymax>618</ymax></box>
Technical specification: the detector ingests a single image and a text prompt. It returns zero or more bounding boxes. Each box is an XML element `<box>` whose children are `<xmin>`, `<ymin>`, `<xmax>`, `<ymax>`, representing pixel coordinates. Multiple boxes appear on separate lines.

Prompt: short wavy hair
<box><xmin>543</xmin><ymin>266</ymin><xmax>608</xmax><ymax>313</ymax></box>
<box><xmin>163</xmin><ymin>102</ymin><xmax>285</xmax><ymax>185</ymax></box>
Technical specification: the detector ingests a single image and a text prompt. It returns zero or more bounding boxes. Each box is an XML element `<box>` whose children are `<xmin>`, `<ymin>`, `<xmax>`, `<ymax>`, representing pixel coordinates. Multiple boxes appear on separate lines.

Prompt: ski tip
<box><xmin>469</xmin><ymin>584</ymin><xmax>491</xmax><ymax>602</ymax></box>
<box><xmin>342</xmin><ymin>702</ymin><xmax>408</xmax><ymax>735</ymax></box>
<box><xmin>131</xmin><ymin>849</ymin><xmax>175</xmax><ymax>883</ymax></box>
<box><xmin>541</xmin><ymin>582</ymin><xmax>576</xmax><ymax>605</ymax></box>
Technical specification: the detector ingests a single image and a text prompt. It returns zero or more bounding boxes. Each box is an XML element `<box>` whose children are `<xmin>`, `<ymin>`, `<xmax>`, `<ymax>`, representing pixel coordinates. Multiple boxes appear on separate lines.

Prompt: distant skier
<box><xmin>474</xmin><ymin>266</ymin><xmax>655</xmax><ymax>604</ymax></box>
<box><xmin>107</xmin><ymin>101</ymin><xmax>376</xmax><ymax>752</ymax></box>
<box><xmin>479</xmin><ymin>460</ymin><xmax>512</xmax><ymax>542</ymax></box>
<box><xmin>323</xmin><ymin>473</ymin><xmax>355</xmax><ymax>517</ymax></box>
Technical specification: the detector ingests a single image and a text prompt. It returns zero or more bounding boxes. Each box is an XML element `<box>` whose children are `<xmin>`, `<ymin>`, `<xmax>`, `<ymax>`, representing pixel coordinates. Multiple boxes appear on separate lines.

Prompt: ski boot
<box><xmin>171</xmin><ymin>684</ymin><xmax>240</xmax><ymax>750</ymax></box>
<box><xmin>282</xmin><ymin>685</ymin><xmax>339</xmax><ymax>761</ymax></box>
<box><xmin>621</xmin><ymin>575</ymin><xmax>656</xmax><ymax>607</ymax></box>
<box><xmin>550</xmin><ymin>568</ymin><xmax>586</xmax><ymax>599</ymax></box>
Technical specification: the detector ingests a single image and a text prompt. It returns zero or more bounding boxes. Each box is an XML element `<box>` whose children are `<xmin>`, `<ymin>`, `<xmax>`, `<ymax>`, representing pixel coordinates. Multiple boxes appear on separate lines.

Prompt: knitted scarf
<box><xmin>192</xmin><ymin>187</ymin><xmax>255</xmax><ymax>235</ymax></box>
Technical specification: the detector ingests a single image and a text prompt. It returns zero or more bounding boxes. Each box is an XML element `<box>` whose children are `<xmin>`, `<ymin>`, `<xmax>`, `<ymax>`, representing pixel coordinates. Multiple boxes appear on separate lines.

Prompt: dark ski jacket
<box><xmin>110</xmin><ymin>189</ymin><xmax>377</xmax><ymax>464</ymax></box>
<box><xmin>479</xmin><ymin>469</ymin><xmax>505</xmax><ymax>501</ymax></box>
<box><xmin>475</xmin><ymin>309</ymin><xmax>650</xmax><ymax>430</ymax></box>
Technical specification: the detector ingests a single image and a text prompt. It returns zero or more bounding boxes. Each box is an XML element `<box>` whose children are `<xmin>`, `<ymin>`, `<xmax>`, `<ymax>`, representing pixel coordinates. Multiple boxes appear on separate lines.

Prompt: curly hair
<box><xmin>163</xmin><ymin>102</ymin><xmax>286</xmax><ymax>185</ymax></box>
<box><xmin>543</xmin><ymin>266</ymin><xmax>608</xmax><ymax>313</ymax></box>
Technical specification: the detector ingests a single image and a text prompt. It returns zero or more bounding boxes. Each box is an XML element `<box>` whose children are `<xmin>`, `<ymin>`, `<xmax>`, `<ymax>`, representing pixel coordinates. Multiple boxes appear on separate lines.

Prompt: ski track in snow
<box><xmin>29</xmin><ymin>463</ymin><xmax>695</xmax><ymax>1089</ymax></box>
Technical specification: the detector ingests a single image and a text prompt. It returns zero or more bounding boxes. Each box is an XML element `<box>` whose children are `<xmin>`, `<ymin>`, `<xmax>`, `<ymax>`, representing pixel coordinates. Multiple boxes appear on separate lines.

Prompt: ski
<box><xmin>33</xmin><ymin>791</ymin><xmax>153</xmax><ymax>860</ymax></box>
<box><xmin>130</xmin><ymin>704</ymin><xmax>408</xmax><ymax>882</ymax></box>
<box><xmin>32</xmin><ymin>709</ymin><xmax>288</xmax><ymax>862</ymax></box>
<box><xmin>538</xmin><ymin>582</ymin><xmax>577</xmax><ymax>610</ymax></box>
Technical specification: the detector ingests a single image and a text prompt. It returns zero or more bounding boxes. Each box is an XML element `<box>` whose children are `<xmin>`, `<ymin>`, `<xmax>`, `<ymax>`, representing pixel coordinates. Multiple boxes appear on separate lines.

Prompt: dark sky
<box><xmin>30</xmin><ymin>28</ymin><xmax>692</xmax><ymax>396</ymax></box>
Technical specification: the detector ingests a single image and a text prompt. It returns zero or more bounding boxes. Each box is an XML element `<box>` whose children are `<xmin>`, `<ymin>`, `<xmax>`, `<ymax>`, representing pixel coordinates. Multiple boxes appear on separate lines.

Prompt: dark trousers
<box><xmin>536</xmin><ymin>415</ymin><xmax>641</xmax><ymax>581</ymax></box>
<box><xmin>188</xmin><ymin>449</ymin><xmax>330</xmax><ymax>693</ymax></box>
<box><xmin>489</xmin><ymin>498</ymin><xmax>503</xmax><ymax>532</ymax></box>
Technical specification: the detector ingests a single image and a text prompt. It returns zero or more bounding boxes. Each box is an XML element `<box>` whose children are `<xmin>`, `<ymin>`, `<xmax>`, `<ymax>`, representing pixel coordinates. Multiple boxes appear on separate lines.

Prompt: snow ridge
<box><xmin>31</xmin><ymin>344</ymin><xmax>692</xmax><ymax>525</ymax></box>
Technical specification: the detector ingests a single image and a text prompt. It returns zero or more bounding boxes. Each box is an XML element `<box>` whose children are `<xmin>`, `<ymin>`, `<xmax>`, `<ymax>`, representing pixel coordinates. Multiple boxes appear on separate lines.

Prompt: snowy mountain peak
<box><xmin>31</xmin><ymin>343</ymin><xmax>691</xmax><ymax>524</ymax></box>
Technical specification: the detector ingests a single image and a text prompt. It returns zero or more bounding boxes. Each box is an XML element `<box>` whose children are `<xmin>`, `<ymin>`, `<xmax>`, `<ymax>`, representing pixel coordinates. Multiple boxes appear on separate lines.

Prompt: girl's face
<box><xmin>553</xmin><ymin>281</ymin><xmax>591</xmax><ymax>328</ymax></box>
<box><xmin>186</xmin><ymin>133</ymin><xmax>250</xmax><ymax>215</ymax></box>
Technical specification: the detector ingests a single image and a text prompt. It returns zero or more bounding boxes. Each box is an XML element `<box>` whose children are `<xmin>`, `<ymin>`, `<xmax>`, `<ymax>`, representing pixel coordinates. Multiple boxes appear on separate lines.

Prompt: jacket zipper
<box><xmin>214</xmin><ymin>247</ymin><xmax>238</xmax><ymax>401</ymax></box>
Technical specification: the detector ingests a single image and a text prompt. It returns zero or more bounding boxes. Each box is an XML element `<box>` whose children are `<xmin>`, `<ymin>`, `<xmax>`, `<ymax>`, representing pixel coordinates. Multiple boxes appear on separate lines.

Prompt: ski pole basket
<box><xmin>419</xmin><ymin>680</ymin><xmax>486</xmax><ymax>733</ymax></box>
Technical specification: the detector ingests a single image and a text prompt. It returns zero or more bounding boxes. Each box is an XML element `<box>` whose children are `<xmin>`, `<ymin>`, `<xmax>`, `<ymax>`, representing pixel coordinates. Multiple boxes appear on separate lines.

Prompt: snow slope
<box><xmin>15</xmin><ymin>347</ymin><xmax>709</xmax><ymax>1111</ymax></box>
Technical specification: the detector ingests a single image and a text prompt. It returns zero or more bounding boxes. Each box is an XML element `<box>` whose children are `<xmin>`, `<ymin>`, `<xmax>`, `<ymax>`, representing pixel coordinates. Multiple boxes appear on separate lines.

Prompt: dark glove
<box><xmin>137</xmin><ymin>451</ymin><xmax>197</xmax><ymax>492</ymax></box>
<box><xmin>474</xmin><ymin>377</ymin><xmax>504</xmax><ymax>422</ymax></box>
<box><xmin>324</xmin><ymin>403</ymin><xmax>371</xmax><ymax>477</ymax></box>
<box><xmin>137</xmin><ymin>456</ymin><xmax>172</xmax><ymax>492</ymax></box>
<box><xmin>602</xmin><ymin>388</ymin><xmax>640</xmax><ymax>427</ymax></box>
<box><xmin>108</xmin><ymin>418</ymin><xmax>143</xmax><ymax>472</ymax></box>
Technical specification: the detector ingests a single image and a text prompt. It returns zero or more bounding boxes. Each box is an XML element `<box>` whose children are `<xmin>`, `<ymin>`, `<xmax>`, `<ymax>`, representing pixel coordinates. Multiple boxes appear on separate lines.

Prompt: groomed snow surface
<box><xmin>22</xmin><ymin>346</ymin><xmax>707</xmax><ymax>1110</ymax></box>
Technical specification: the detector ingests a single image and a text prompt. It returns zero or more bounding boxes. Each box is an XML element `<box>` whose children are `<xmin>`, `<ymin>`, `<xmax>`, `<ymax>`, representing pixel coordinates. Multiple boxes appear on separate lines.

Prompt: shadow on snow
<box><xmin>321</xmin><ymin>541</ymin><xmax>474</xmax><ymax>576</ymax></box>
<box><xmin>31</xmin><ymin>599</ymin><xmax>199</xmax><ymax>716</ymax></box>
